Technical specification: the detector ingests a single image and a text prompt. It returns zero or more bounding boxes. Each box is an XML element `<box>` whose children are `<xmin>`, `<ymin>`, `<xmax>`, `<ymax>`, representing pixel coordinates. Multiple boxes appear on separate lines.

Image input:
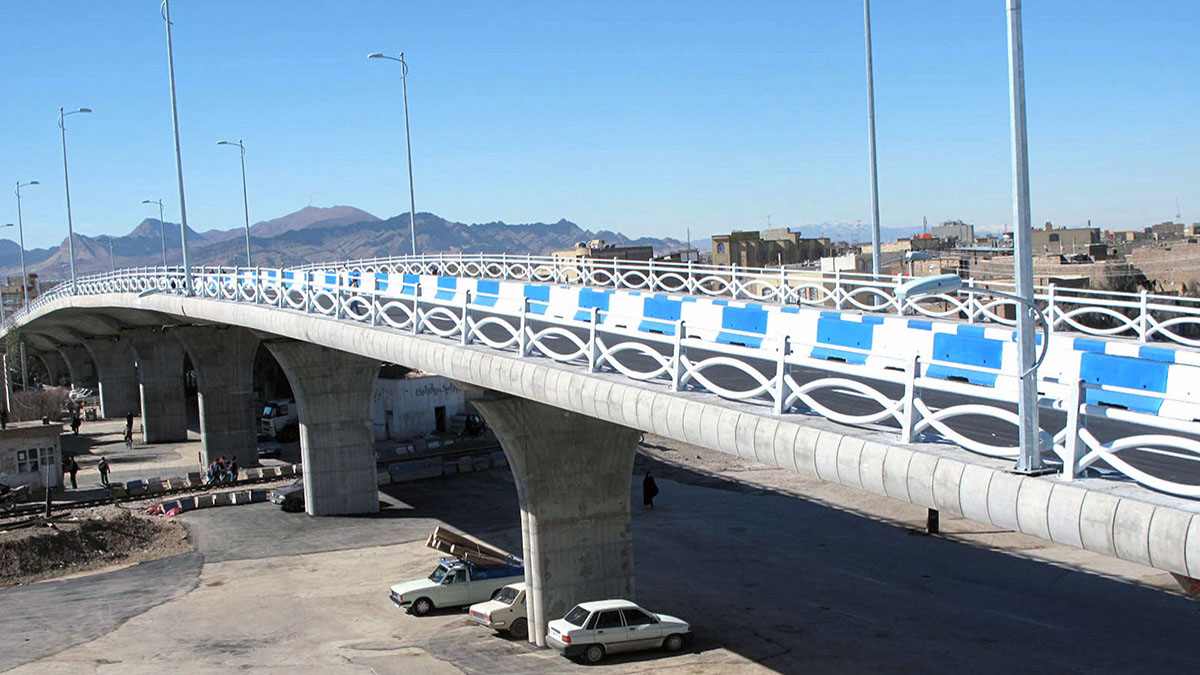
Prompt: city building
<box><xmin>711</xmin><ymin>228</ymin><xmax>828</xmax><ymax>267</ymax></box>
<box><xmin>552</xmin><ymin>240</ymin><xmax>653</xmax><ymax>261</ymax></box>
<box><xmin>0</xmin><ymin>422</ymin><xmax>63</xmax><ymax>489</ymax></box>
<box><xmin>931</xmin><ymin>220</ymin><xmax>975</xmax><ymax>244</ymax></box>
<box><xmin>1031</xmin><ymin>222</ymin><xmax>1104</xmax><ymax>258</ymax></box>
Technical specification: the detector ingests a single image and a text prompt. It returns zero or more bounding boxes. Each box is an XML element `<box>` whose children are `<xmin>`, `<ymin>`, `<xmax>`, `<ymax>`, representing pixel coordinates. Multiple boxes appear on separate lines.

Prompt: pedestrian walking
<box><xmin>123</xmin><ymin>426</ymin><xmax>133</xmax><ymax>449</ymax></box>
<box><xmin>66</xmin><ymin>456</ymin><xmax>80</xmax><ymax>489</ymax></box>
<box><xmin>98</xmin><ymin>457</ymin><xmax>110</xmax><ymax>487</ymax></box>
<box><xmin>70</xmin><ymin>413</ymin><xmax>81</xmax><ymax>435</ymax></box>
<box><xmin>125</xmin><ymin>411</ymin><xmax>134</xmax><ymax>435</ymax></box>
<box><xmin>642</xmin><ymin>470</ymin><xmax>659</xmax><ymax>509</ymax></box>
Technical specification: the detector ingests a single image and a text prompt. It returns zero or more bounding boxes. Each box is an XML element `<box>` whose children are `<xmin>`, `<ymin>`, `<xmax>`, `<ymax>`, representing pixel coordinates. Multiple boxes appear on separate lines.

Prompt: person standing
<box><xmin>71</xmin><ymin>413</ymin><xmax>82</xmax><ymax>436</ymax></box>
<box><xmin>642</xmin><ymin>470</ymin><xmax>659</xmax><ymax>509</ymax></box>
<box><xmin>65</xmin><ymin>456</ymin><xmax>80</xmax><ymax>489</ymax></box>
<box><xmin>98</xmin><ymin>457</ymin><xmax>110</xmax><ymax>487</ymax></box>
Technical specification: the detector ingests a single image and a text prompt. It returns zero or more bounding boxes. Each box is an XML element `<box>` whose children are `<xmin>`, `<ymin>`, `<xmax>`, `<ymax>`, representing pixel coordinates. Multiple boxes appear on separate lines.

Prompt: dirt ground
<box><xmin>0</xmin><ymin>508</ymin><xmax>191</xmax><ymax>588</ymax></box>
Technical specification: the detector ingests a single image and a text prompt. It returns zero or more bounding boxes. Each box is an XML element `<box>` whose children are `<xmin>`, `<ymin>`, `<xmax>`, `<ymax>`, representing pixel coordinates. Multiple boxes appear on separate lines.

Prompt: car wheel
<box><xmin>583</xmin><ymin>644</ymin><xmax>605</xmax><ymax>664</ymax></box>
<box><xmin>410</xmin><ymin>597</ymin><xmax>433</xmax><ymax>616</ymax></box>
<box><xmin>664</xmin><ymin>633</ymin><xmax>685</xmax><ymax>652</ymax></box>
<box><xmin>508</xmin><ymin>618</ymin><xmax>528</xmax><ymax>640</ymax></box>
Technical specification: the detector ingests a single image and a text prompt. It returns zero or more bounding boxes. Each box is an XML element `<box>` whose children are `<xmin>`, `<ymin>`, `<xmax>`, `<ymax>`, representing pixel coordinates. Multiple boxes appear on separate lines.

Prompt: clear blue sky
<box><xmin>1</xmin><ymin>1</ymin><xmax>1197</xmax><ymax>249</ymax></box>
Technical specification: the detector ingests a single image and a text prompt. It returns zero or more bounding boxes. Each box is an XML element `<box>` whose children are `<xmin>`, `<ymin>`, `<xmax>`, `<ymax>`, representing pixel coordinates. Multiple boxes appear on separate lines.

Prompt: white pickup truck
<box><xmin>468</xmin><ymin>582</ymin><xmax>528</xmax><ymax>639</ymax></box>
<box><xmin>389</xmin><ymin>558</ymin><xmax>525</xmax><ymax>616</ymax></box>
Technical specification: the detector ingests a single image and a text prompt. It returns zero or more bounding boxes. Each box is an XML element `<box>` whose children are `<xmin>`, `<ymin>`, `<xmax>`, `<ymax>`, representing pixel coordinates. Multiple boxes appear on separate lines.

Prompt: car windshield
<box><xmin>563</xmin><ymin>605</ymin><xmax>590</xmax><ymax>627</ymax></box>
<box><xmin>495</xmin><ymin>587</ymin><xmax>521</xmax><ymax>605</ymax></box>
<box><xmin>428</xmin><ymin>564</ymin><xmax>450</xmax><ymax>583</ymax></box>
<box><xmin>262</xmin><ymin>406</ymin><xmax>275</xmax><ymax>417</ymax></box>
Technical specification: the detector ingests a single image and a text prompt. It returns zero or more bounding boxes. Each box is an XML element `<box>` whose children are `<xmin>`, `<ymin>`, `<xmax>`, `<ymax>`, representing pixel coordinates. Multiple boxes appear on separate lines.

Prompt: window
<box><xmin>16</xmin><ymin>449</ymin><xmax>38</xmax><ymax>473</ymax></box>
<box><xmin>1048</xmin><ymin>234</ymin><xmax>1060</xmax><ymax>242</ymax></box>
<box><xmin>564</xmin><ymin>606</ymin><xmax>590</xmax><ymax>627</ymax></box>
<box><xmin>452</xmin><ymin>568</ymin><xmax>467</xmax><ymax>583</ymax></box>
<box><xmin>621</xmin><ymin>609</ymin><xmax>655</xmax><ymax>626</ymax></box>
<box><xmin>717</xmin><ymin>243</ymin><xmax>725</xmax><ymax>254</ymax></box>
<box><xmin>595</xmin><ymin>611</ymin><xmax>624</xmax><ymax>629</ymax></box>
<box><xmin>277</xmin><ymin>404</ymin><xmax>289</xmax><ymax>416</ymax></box>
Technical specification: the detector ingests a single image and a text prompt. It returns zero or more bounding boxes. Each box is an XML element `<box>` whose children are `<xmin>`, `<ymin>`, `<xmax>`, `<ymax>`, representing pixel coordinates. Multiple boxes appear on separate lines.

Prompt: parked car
<box><xmin>468</xmin><ymin>582</ymin><xmax>528</xmax><ymax>639</ymax></box>
<box><xmin>546</xmin><ymin>599</ymin><xmax>691</xmax><ymax>664</ymax></box>
<box><xmin>270</xmin><ymin>479</ymin><xmax>304</xmax><ymax>512</ymax></box>
<box><xmin>389</xmin><ymin>558</ymin><xmax>524</xmax><ymax>616</ymax></box>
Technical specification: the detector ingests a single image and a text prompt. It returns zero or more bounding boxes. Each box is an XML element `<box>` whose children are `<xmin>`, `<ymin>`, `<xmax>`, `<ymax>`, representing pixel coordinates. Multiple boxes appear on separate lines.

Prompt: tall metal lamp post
<box><xmin>161</xmin><ymin>0</ymin><xmax>193</xmax><ymax>294</ymax></box>
<box><xmin>368</xmin><ymin>51</ymin><xmax>419</xmax><ymax>257</ymax></box>
<box><xmin>58</xmin><ymin>107</ymin><xmax>92</xmax><ymax>294</ymax></box>
<box><xmin>1005</xmin><ymin>0</ymin><xmax>1043</xmax><ymax>473</ymax></box>
<box><xmin>142</xmin><ymin>199</ymin><xmax>168</xmax><ymax>267</ymax></box>
<box><xmin>14</xmin><ymin>180</ymin><xmax>39</xmax><ymax>308</ymax></box>
<box><xmin>216</xmin><ymin>140</ymin><xmax>252</xmax><ymax>266</ymax></box>
<box><xmin>863</xmin><ymin>0</ymin><xmax>882</xmax><ymax>276</ymax></box>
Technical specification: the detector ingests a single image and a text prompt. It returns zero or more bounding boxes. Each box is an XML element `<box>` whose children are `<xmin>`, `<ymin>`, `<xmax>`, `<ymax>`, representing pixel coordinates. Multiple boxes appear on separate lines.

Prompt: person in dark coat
<box><xmin>125</xmin><ymin>411</ymin><xmax>134</xmax><ymax>435</ymax></box>
<box><xmin>642</xmin><ymin>471</ymin><xmax>659</xmax><ymax>509</ymax></box>
<box><xmin>98</xmin><ymin>457</ymin><xmax>110</xmax><ymax>486</ymax></box>
<box><xmin>65</xmin><ymin>456</ymin><xmax>80</xmax><ymax>489</ymax></box>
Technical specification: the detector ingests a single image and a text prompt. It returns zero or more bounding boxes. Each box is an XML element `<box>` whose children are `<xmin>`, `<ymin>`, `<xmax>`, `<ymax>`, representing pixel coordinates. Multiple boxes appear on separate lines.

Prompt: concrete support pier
<box><xmin>57</xmin><ymin>344</ymin><xmax>97</xmax><ymax>390</ymax></box>
<box><xmin>124</xmin><ymin>329</ymin><xmax>188</xmax><ymax>443</ymax></box>
<box><xmin>265</xmin><ymin>341</ymin><xmax>379</xmax><ymax>516</ymax></box>
<box><xmin>176</xmin><ymin>326</ymin><xmax>259</xmax><ymax>467</ymax></box>
<box><xmin>467</xmin><ymin>391</ymin><xmax>640</xmax><ymax>647</ymax></box>
<box><xmin>83</xmin><ymin>338</ymin><xmax>140</xmax><ymax>420</ymax></box>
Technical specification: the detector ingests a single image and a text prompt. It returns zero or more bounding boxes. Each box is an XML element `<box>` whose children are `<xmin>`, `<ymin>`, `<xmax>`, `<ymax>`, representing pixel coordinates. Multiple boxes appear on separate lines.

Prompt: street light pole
<box><xmin>1006</xmin><ymin>0</ymin><xmax>1043</xmax><ymax>473</ymax></box>
<box><xmin>863</xmin><ymin>0</ymin><xmax>882</xmax><ymax>277</ymax></box>
<box><xmin>58</xmin><ymin>107</ymin><xmax>92</xmax><ymax>294</ymax></box>
<box><xmin>142</xmin><ymin>199</ymin><xmax>168</xmax><ymax>267</ymax></box>
<box><xmin>368</xmin><ymin>51</ymin><xmax>419</xmax><ymax>256</ymax></box>
<box><xmin>14</xmin><ymin>180</ymin><xmax>39</xmax><ymax>308</ymax></box>
<box><xmin>217</xmin><ymin>140</ymin><xmax>252</xmax><ymax>266</ymax></box>
<box><xmin>162</xmin><ymin>0</ymin><xmax>193</xmax><ymax>294</ymax></box>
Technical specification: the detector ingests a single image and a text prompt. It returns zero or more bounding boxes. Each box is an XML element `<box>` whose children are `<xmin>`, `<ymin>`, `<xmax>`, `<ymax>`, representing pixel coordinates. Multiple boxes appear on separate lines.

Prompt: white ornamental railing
<box><xmin>9</xmin><ymin>262</ymin><xmax>1200</xmax><ymax>499</ymax></box>
<box><xmin>288</xmin><ymin>253</ymin><xmax>1200</xmax><ymax>348</ymax></box>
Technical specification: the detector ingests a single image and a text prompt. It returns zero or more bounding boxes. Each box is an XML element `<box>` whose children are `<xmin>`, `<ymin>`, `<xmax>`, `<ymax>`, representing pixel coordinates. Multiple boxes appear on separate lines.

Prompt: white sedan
<box><xmin>545</xmin><ymin>599</ymin><xmax>691</xmax><ymax>664</ymax></box>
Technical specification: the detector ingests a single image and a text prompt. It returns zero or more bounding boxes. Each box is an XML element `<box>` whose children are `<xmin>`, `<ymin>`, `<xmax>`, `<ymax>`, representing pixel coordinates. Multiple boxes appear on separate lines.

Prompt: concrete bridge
<box><xmin>8</xmin><ymin>257</ymin><xmax>1200</xmax><ymax>645</ymax></box>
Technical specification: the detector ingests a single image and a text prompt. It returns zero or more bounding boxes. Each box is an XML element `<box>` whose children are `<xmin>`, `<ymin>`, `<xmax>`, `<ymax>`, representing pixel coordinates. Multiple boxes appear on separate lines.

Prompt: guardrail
<box><xmin>9</xmin><ymin>262</ymin><xmax>1200</xmax><ymax>499</ymax></box>
<box><xmin>284</xmin><ymin>253</ymin><xmax>1200</xmax><ymax>348</ymax></box>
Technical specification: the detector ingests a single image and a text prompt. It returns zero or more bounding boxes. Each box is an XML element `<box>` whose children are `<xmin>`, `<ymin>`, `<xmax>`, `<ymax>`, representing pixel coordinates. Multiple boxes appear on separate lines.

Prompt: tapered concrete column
<box><xmin>57</xmin><ymin>344</ymin><xmax>98</xmax><ymax>390</ymax></box>
<box><xmin>265</xmin><ymin>341</ymin><xmax>379</xmax><ymax>516</ymax></box>
<box><xmin>467</xmin><ymin>391</ymin><xmax>640</xmax><ymax>647</ymax></box>
<box><xmin>83</xmin><ymin>338</ymin><xmax>141</xmax><ymax>420</ymax></box>
<box><xmin>124</xmin><ymin>329</ymin><xmax>188</xmax><ymax>443</ymax></box>
<box><xmin>176</xmin><ymin>326</ymin><xmax>259</xmax><ymax>467</ymax></box>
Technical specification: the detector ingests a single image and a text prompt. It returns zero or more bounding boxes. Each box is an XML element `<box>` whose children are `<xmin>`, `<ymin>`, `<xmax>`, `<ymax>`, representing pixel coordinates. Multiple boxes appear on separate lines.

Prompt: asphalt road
<box><xmin>0</xmin><ymin>552</ymin><xmax>203</xmax><ymax>672</ymax></box>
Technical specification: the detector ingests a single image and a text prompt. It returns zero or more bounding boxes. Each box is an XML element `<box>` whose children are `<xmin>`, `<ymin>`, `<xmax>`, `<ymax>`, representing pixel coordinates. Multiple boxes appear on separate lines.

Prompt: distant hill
<box><xmin>0</xmin><ymin>206</ymin><xmax>688</xmax><ymax>277</ymax></box>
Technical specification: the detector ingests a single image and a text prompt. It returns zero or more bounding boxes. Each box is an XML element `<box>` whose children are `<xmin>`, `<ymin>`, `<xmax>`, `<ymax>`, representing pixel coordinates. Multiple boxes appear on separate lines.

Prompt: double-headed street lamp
<box><xmin>58</xmin><ymin>107</ymin><xmax>92</xmax><ymax>293</ymax></box>
<box><xmin>368</xmin><ymin>51</ymin><xmax>419</xmax><ymax>257</ymax></box>
<box><xmin>217</xmin><ymin>139</ymin><xmax>252</xmax><ymax>266</ymax></box>
<box><xmin>142</xmin><ymin>199</ymin><xmax>169</xmax><ymax>267</ymax></box>
<box><xmin>14</xmin><ymin>180</ymin><xmax>38</xmax><ymax>308</ymax></box>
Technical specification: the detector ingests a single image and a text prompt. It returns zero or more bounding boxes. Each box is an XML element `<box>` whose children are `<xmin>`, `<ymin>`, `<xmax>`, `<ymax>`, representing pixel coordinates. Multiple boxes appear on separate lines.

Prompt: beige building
<box><xmin>711</xmin><ymin>228</ymin><xmax>828</xmax><ymax>267</ymax></box>
<box><xmin>551</xmin><ymin>240</ymin><xmax>653</xmax><ymax>261</ymax></box>
<box><xmin>1031</xmin><ymin>223</ymin><xmax>1103</xmax><ymax>257</ymax></box>
<box><xmin>0</xmin><ymin>422</ymin><xmax>63</xmax><ymax>489</ymax></box>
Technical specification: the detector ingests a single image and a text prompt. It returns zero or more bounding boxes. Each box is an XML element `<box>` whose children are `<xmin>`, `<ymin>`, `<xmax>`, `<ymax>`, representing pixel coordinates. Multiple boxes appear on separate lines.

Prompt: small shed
<box><xmin>0</xmin><ymin>422</ymin><xmax>64</xmax><ymax>488</ymax></box>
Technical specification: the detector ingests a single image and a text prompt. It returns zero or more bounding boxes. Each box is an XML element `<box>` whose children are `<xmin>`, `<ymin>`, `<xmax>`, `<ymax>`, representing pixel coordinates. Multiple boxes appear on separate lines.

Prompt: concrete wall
<box><xmin>372</xmin><ymin>375</ymin><xmax>466</xmax><ymax>441</ymax></box>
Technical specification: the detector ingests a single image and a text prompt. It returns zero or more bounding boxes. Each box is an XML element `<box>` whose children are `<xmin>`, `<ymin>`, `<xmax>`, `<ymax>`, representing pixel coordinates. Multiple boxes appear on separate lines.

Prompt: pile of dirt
<box><xmin>0</xmin><ymin>508</ymin><xmax>192</xmax><ymax>587</ymax></box>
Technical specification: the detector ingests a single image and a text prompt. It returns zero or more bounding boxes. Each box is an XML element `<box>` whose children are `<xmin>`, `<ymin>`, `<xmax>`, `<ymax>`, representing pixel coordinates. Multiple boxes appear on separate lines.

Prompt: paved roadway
<box><xmin>0</xmin><ymin>552</ymin><xmax>202</xmax><ymax>672</ymax></box>
<box><xmin>7</xmin><ymin>465</ymin><xmax>1200</xmax><ymax>673</ymax></box>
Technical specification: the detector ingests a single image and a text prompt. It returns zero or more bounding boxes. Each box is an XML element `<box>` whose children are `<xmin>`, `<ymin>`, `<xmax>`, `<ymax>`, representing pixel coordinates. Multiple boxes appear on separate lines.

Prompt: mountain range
<box><xmin>0</xmin><ymin>206</ymin><xmax>688</xmax><ymax>278</ymax></box>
